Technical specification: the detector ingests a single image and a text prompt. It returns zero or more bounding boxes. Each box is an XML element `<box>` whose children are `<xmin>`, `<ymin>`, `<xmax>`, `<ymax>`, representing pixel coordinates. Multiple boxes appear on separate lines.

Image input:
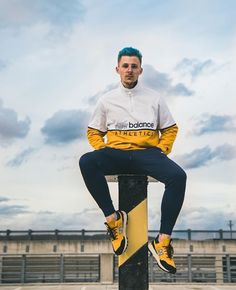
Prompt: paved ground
<box><xmin>0</xmin><ymin>284</ymin><xmax>235</xmax><ymax>290</ymax></box>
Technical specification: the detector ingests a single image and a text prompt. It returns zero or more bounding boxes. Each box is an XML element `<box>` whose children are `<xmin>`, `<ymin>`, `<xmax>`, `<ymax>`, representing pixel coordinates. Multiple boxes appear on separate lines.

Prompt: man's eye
<box><xmin>122</xmin><ymin>64</ymin><xmax>138</xmax><ymax>69</ymax></box>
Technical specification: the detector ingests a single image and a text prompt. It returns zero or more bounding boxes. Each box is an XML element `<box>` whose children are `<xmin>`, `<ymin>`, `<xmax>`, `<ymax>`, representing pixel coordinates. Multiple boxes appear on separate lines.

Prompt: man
<box><xmin>79</xmin><ymin>47</ymin><xmax>187</xmax><ymax>274</ymax></box>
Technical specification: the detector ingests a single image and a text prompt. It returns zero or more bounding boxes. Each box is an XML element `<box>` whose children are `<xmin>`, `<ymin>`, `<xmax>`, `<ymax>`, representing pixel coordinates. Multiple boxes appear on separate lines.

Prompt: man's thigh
<box><xmin>132</xmin><ymin>148</ymin><xmax>184</xmax><ymax>183</ymax></box>
<box><xmin>88</xmin><ymin>147</ymin><xmax>133</xmax><ymax>175</ymax></box>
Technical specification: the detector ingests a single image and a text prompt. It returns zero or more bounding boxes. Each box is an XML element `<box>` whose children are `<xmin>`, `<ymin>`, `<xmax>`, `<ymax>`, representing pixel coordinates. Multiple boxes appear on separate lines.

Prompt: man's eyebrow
<box><xmin>121</xmin><ymin>63</ymin><xmax>138</xmax><ymax>66</ymax></box>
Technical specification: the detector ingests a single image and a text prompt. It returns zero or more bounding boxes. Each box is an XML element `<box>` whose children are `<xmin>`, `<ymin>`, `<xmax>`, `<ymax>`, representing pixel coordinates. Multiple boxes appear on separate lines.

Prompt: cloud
<box><xmin>142</xmin><ymin>64</ymin><xmax>194</xmax><ymax>97</ymax></box>
<box><xmin>6</xmin><ymin>147</ymin><xmax>35</xmax><ymax>167</ymax></box>
<box><xmin>87</xmin><ymin>83</ymin><xmax>119</xmax><ymax>106</ymax></box>
<box><xmin>0</xmin><ymin>196</ymin><xmax>10</xmax><ymax>202</ymax></box>
<box><xmin>1</xmin><ymin>207</ymin><xmax>104</xmax><ymax>230</ymax></box>
<box><xmin>0</xmin><ymin>0</ymin><xmax>85</xmax><ymax>30</ymax></box>
<box><xmin>31</xmin><ymin>208</ymin><xmax>103</xmax><ymax>230</ymax></box>
<box><xmin>175</xmin><ymin>58</ymin><xmax>214</xmax><ymax>78</ymax></box>
<box><xmin>0</xmin><ymin>99</ymin><xmax>31</xmax><ymax>145</ymax></box>
<box><xmin>175</xmin><ymin>58</ymin><xmax>227</xmax><ymax>80</ymax></box>
<box><xmin>175</xmin><ymin>206</ymin><xmax>236</xmax><ymax>231</ymax></box>
<box><xmin>2</xmin><ymin>204</ymin><xmax>233</xmax><ymax>231</ymax></box>
<box><xmin>0</xmin><ymin>196</ymin><xmax>29</xmax><ymax>216</ymax></box>
<box><xmin>174</xmin><ymin>144</ymin><xmax>236</xmax><ymax>169</ymax></box>
<box><xmin>0</xmin><ymin>204</ymin><xmax>29</xmax><ymax>216</ymax></box>
<box><xmin>0</xmin><ymin>197</ymin><xmax>29</xmax><ymax>218</ymax></box>
<box><xmin>41</xmin><ymin>109</ymin><xmax>90</xmax><ymax>145</ymax></box>
<box><xmin>149</xmin><ymin>205</ymin><xmax>236</xmax><ymax>231</ymax></box>
<box><xmin>192</xmin><ymin>114</ymin><xmax>236</xmax><ymax>135</ymax></box>
<box><xmin>0</xmin><ymin>196</ymin><xmax>29</xmax><ymax>220</ymax></box>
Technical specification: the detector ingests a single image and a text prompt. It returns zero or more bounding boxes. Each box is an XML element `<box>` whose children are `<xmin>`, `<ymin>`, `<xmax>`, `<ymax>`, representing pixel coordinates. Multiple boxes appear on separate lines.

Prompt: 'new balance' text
<box><xmin>129</xmin><ymin>122</ymin><xmax>154</xmax><ymax>129</ymax></box>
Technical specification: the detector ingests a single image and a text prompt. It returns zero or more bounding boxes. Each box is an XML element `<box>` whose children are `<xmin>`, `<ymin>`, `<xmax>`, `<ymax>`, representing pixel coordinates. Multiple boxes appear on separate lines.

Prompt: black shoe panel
<box><xmin>114</xmin><ymin>237</ymin><xmax>126</xmax><ymax>255</ymax></box>
<box><xmin>160</xmin><ymin>260</ymin><xmax>176</xmax><ymax>274</ymax></box>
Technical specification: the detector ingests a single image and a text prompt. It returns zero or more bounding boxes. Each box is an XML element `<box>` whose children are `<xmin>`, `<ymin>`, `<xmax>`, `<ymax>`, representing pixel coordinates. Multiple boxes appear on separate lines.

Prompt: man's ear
<box><xmin>140</xmin><ymin>67</ymin><xmax>143</xmax><ymax>74</ymax></box>
<box><xmin>116</xmin><ymin>66</ymin><xmax>119</xmax><ymax>73</ymax></box>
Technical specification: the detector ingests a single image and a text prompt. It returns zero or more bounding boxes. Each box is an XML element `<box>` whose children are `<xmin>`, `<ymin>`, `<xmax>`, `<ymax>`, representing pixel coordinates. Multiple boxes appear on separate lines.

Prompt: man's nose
<box><xmin>127</xmin><ymin>65</ymin><xmax>133</xmax><ymax>72</ymax></box>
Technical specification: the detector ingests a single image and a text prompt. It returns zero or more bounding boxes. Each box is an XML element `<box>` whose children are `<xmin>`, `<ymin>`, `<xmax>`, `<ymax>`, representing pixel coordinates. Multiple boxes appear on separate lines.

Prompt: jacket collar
<box><xmin>119</xmin><ymin>81</ymin><xmax>142</xmax><ymax>94</ymax></box>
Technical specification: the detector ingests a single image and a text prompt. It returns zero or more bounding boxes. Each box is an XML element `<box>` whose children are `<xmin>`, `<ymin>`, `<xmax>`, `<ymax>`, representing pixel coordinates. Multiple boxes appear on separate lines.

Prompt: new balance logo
<box><xmin>129</xmin><ymin>122</ymin><xmax>154</xmax><ymax>129</ymax></box>
<box><xmin>157</xmin><ymin>249</ymin><xmax>163</xmax><ymax>256</ymax></box>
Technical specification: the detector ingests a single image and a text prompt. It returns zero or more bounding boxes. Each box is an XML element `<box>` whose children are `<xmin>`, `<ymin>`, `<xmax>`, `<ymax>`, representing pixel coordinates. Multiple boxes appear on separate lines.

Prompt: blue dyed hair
<box><xmin>118</xmin><ymin>47</ymin><xmax>142</xmax><ymax>64</ymax></box>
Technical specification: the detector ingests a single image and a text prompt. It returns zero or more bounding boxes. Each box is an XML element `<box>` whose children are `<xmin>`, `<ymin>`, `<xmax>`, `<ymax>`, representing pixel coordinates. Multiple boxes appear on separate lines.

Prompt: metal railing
<box><xmin>0</xmin><ymin>253</ymin><xmax>100</xmax><ymax>284</ymax></box>
<box><xmin>0</xmin><ymin>252</ymin><xmax>235</xmax><ymax>284</ymax></box>
<box><xmin>0</xmin><ymin>229</ymin><xmax>236</xmax><ymax>241</ymax></box>
<box><xmin>114</xmin><ymin>253</ymin><xmax>236</xmax><ymax>283</ymax></box>
<box><xmin>148</xmin><ymin>254</ymin><xmax>236</xmax><ymax>283</ymax></box>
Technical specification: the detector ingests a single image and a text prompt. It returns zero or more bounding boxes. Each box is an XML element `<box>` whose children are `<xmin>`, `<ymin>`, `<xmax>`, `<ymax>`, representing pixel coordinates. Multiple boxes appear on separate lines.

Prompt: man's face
<box><xmin>116</xmin><ymin>56</ymin><xmax>143</xmax><ymax>88</ymax></box>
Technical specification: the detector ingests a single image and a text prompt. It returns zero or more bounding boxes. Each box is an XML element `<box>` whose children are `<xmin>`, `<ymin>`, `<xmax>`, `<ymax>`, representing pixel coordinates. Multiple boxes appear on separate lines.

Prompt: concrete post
<box><xmin>100</xmin><ymin>253</ymin><xmax>114</xmax><ymax>283</ymax></box>
<box><xmin>215</xmin><ymin>255</ymin><xmax>223</xmax><ymax>283</ymax></box>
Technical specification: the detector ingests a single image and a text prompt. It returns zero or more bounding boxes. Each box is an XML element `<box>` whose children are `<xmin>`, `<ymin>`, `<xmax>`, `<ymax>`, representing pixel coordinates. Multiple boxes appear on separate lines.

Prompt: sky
<box><xmin>0</xmin><ymin>0</ymin><xmax>236</xmax><ymax>231</ymax></box>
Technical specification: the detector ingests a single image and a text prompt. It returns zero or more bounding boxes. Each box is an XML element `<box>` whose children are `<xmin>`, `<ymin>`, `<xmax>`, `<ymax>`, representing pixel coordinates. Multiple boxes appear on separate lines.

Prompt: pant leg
<box><xmin>79</xmin><ymin>148</ymin><xmax>131</xmax><ymax>217</ymax></box>
<box><xmin>132</xmin><ymin>148</ymin><xmax>187</xmax><ymax>235</ymax></box>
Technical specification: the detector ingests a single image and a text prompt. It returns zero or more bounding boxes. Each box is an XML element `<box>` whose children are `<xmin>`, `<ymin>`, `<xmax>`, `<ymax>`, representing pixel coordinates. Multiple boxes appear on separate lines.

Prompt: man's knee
<box><xmin>79</xmin><ymin>152</ymin><xmax>94</xmax><ymax>170</ymax></box>
<box><xmin>167</xmin><ymin>165</ymin><xmax>187</xmax><ymax>185</ymax></box>
<box><xmin>175</xmin><ymin>167</ymin><xmax>187</xmax><ymax>184</ymax></box>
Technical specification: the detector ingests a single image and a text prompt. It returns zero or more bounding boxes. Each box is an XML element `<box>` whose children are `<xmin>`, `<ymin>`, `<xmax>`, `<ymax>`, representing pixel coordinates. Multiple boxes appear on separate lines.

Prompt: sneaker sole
<box><xmin>148</xmin><ymin>241</ymin><xmax>172</xmax><ymax>273</ymax></box>
<box><xmin>120</xmin><ymin>210</ymin><xmax>128</xmax><ymax>254</ymax></box>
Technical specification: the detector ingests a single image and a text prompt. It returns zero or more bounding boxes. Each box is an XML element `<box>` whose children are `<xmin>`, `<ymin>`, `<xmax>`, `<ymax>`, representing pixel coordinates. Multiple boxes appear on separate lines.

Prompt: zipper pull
<box><xmin>128</xmin><ymin>92</ymin><xmax>134</xmax><ymax>112</ymax></box>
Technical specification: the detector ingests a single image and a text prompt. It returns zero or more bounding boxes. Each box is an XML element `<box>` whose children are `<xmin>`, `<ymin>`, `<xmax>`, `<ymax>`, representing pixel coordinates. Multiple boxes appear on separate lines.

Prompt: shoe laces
<box><xmin>166</xmin><ymin>245</ymin><xmax>174</xmax><ymax>259</ymax></box>
<box><xmin>105</xmin><ymin>224</ymin><xmax>118</xmax><ymax>241</ymax></box>
<box><xmin>157</xmin><ymin>238</ymin><xmax>174</xmax><ymax>258</ymax></box>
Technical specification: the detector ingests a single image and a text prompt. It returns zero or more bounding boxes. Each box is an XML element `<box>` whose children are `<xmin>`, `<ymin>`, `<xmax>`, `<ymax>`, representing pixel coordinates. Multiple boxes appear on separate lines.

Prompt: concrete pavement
<box><xmin>0</xmin><ymin>284</ymin><xmax>235</xmax><ymax>290</ymax></box>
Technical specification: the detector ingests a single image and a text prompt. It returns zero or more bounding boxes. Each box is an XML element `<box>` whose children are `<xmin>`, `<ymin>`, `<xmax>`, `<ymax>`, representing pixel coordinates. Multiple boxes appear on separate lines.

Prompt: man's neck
<box><xmin>122</xmin><ymin>81</ymin><xmax>138</xmax><ymax>89</ymax></box>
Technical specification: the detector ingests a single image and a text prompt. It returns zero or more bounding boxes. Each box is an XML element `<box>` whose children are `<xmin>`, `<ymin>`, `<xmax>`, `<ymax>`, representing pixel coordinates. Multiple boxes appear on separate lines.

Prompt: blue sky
<box><xmin>0</xmin><ymin>0</ymin><xmax>236</xmax><ymax>231</ymax></box>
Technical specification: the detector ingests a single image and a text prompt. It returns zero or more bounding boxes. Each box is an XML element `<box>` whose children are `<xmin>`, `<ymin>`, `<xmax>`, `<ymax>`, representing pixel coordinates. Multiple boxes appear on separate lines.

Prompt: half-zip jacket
<box><xmin>87</xmin><ymin>82</ymin><xmax>178</xmax><ymax>154</ymax></box>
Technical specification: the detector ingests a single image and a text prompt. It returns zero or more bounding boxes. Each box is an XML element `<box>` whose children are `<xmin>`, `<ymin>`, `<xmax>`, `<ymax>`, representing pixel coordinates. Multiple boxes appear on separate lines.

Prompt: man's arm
<box><xmin>157</xmin><ymin>124</ymin><xmax>178</xmax><ymax>155</ymax></box>
<box><xmin>87</xmin><ymin>98</ymin><xmax>107</xmax><ymax>150</ymax></box>
<box><xmin>157</xmin><ymin>96</ymin><xmax>179</xmax><ymax>155</ymax></box>
<box><xmin>87</xmin><ymin>127</ymin><xmax>106</xmax><ymax>150</ymax></box>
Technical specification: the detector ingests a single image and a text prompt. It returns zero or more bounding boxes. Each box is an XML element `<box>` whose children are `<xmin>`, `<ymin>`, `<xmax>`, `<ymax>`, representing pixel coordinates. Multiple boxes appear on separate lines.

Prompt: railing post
<box><xmin>28</xmin><ymin>229</ymin><xmax>32</xmax><ymax>240</ymax></box>
<box><xmin>118</xmin><ymin>175</ymin><xmax>148</xmax><ymax>290</ymax></box>
<box><xmin>60</xmin><ymin>254</ymin><xmax>64</xmax><ymax>283</ymax></box>
<box><xmin>226</xmin><ymin>254</ymin><xmax>231</xmax><ymax>282</ymax></box>
<box><xmin>81</xmin><ymin>229</ymin><xmax>86</xmax><ymax>239</ymax></box>
<box><xmin>187</xmin><ymin>229</ymin><xmax>192</xmax><ymax>240</ymax></box>
<box><xmin>219</xmin><ymin>229</ymin><xmax>223</xmax><ymax>240</ymax></box>
<box><xmin>187</xmin><ymin>254</ymin><xmax>192</xmax><ymax>282</ymax></box>
<box><xmin>55</xmin><ymin>229</ymin><xmax>59</xmax><ymax>240</ymax></box>
<box><xmin>21</xmin><ymin>254</ymin><xmax>26</xmax><ymax>283</ymax></box>
<box><xmin>81</xmin><ymin>229</ymin><xmax>85</xmax><ymax>252</ymax></box>
<box><xmin>6</xmin><ymin>229</ymin><xmax>11</xmax><ymax>240</ymax></box>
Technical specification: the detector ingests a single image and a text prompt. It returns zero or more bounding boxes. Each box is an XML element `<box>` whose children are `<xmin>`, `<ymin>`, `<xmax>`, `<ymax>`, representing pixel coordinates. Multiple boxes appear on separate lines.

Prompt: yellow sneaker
<box><xmin>148</xmin><ymin>236</ymin><xmax>176</xmax><ymax>274</ymax></box>
<box><xmin>105</xmin><ymin>210</ymin><xmax>128</xmax><ymax>255</ymax></box>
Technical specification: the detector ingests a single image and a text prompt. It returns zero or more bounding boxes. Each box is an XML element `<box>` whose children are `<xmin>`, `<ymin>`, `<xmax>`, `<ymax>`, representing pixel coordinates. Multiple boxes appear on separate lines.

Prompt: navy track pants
<box><xmin>79</xmin><ymin>147</ymin><xmax>187</xmax><ymax>235</ymax></box>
